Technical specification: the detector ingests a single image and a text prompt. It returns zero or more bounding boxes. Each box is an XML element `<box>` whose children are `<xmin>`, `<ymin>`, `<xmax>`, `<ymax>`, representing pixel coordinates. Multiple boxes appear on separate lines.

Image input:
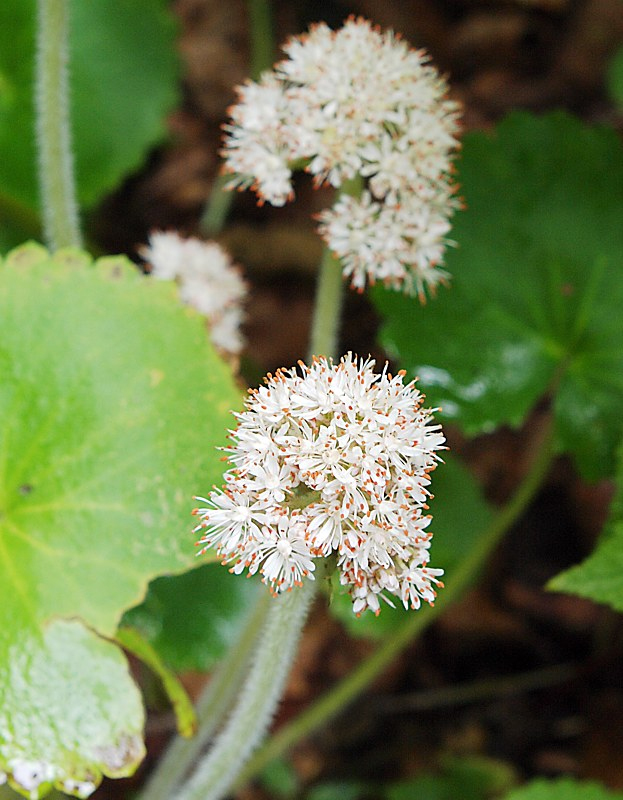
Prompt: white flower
<box><xmin>223</xmin><ymin>74</ymin><xmax>295</xmax><ymax>206</ymax></box>
<box><xmin>318</xmin><ymin>191</ymin><xmax>454</xmax><ymax>297</ymax></box>
<box><xmin>221</xmin><ymin>17</ymin><xmax>460</xmax><ymax>295</ymax></box>
<box><xmin>194</xmin><ymin>354</ymin><xmax>445</xmax><ymax>615</ymax></box>
<box><xmin>140</xmin><ymin>232</ymin><xmax>247</xmax><ymax>355</ymax></box>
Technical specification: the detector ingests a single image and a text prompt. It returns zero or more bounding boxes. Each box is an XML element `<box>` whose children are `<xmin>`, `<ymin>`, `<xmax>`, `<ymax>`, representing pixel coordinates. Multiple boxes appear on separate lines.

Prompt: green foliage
<box><xmin>0</xmin><ymin>0</ymin><xmax>178</xmax><ymax>246</ymax></box>
<box><xmin>0</xmin><ymin>243</ymin><xmax>242</xmax><ymax>797</ymax></box>
<box><xmin>549</xmin><ymin>441</ymin><xmax>623</xmax><ymax>609</ymax></box>
<box><xmin>329</xmin><ymin>453</ymin><xmax>493</xmax><ymax>636</ymax></box>
<box><xmin>121</xmin><ymin>563</ymin><xmax>260</xmax><ymax>673</ymax></box>
<box><xmin>504</xmin><ymin>778</ymin><xmax>623</xmax><ymax>800</ymax></box>
<box><xmin>373</xmin><ymin>111</ymin><xmax>623</xmax><ymax>480</ymax></box>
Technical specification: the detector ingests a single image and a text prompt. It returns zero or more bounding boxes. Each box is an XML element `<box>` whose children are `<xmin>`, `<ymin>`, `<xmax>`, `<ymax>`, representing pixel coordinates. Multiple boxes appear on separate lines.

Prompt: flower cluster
<box><xmin>194</xmin><ymin>354</ymin><xmax>445</xmax><ymax>615</ymax></box>
<box><xmin>222</xmin><ymin>17</ymin><xmax>460</xmax><ymax>297</ymax></box>
<box><xmin>140</xmin><ymin>232</ymin><xmax>246</xmax><ymax>355</ymax></box>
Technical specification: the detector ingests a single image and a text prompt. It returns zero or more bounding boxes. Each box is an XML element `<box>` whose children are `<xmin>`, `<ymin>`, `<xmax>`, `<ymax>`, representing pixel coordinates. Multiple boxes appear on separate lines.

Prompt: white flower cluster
<box><xmin>141</xmin><ymin>232</ymin><xmax>246</xmax><ymax>355</ymax></box>
<box><xmin>222</xmin><ymin>17</ymin><xmax>460</xmax><ymax>297</ymax></box>
<box><xmin>194</xmin><ymin>354</ymin><xmax>445</xmax><ymax>616</ymax></box>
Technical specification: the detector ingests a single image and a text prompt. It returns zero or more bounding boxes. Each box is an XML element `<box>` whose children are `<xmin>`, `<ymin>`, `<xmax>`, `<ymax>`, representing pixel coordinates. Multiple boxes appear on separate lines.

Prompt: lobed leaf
<box><xmin>0</xmin><ymin>243</ymin><xmax>242</xmax><ymax>796</ymax></box>
<box><xmin>549</xmin><ymin>440</ymin><xmax>623</xmax><ymax>609</ymax></box>
<box><xmin>373</xmin><ymin>112</ymin><xmax>623</xmax><ymax>479</ymax></box>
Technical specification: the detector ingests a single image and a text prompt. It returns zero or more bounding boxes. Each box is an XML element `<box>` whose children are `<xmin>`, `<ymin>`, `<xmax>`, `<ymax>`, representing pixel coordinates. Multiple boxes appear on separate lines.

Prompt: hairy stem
<box><xmin>135</xmin><ymin>591</ymin><xmax>271</xmax><ymax>800</ymax></box>
<box><xmin>175</xmin><ymin>581</ymin><xmax>316</xmax><ymax>800</ymax></box>
<box><xmin>234</xmin><ymin>419</ymin><xmax>556</xmax><ymax>786</ymax></box>
<box><xmin>35</xmin><ymin>0</ymin><xmax>82</xmax><ymax>249</ymax></box>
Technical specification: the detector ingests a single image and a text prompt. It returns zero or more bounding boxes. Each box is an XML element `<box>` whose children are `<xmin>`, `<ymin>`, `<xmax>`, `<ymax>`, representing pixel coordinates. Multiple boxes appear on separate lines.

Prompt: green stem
<box><xmin>136</xmin><ymin>591</ymin><xmax>271</xmax><ymax>800</ymax></box>
<box><xmin>175</xmin><ymin>580</ymin><xmax>317</xmax><ymax>800</ymax></box>
<box><xmin>35</xmin><ymin>0</ymin><xmax>82</xmax><ymax>249</ymax></box>
<box><xmin>308</xmin><ymin>176</ymin><xmax>363</xmax><ymax>360</ymax></box>
<box><xmin>308</xmin><ymin>246</ymin><xmax>344</xmax><ymax>360</ymax></box>
<box><xmin>200</xmin><ymin>0</ymin><xmax>274</xmax><ymax>237</ymax></box>
<box><xmin>234</xmin><ymin>419</ymin><xmax>556</xmax><ymax>786</ymax></box>
<box><xmin>200</xmin><ymin>175</ymin><xmax>235</xmax><ymax>238</ymax></box>
<box><xmin>247</xmin><ymin>0</ymin><xmax>274</xmax><ymax>80</ymax></box>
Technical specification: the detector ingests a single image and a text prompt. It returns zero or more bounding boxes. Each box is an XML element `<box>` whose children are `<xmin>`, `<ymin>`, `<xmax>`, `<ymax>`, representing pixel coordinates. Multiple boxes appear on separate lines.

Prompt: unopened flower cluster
<box><xmin>194</xmin><ymin>354</ymin><xmax>445</xmax><ymax>616</ymax></box>
<box><xmin>223</xmin><ymin>18</ymin><xmax>460</xmax><ymax>297</ymax></box>
<box><xmin>141</xmin><ymin>232</ymin><xmax>246</xmax><ymax>355</ymax></box>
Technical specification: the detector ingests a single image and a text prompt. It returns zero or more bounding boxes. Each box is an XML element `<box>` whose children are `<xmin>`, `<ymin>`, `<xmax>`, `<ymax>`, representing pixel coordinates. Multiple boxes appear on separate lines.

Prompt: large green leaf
<box><xmin>0</xmin><ymin>0</ymin><xmax>178</xmax><ymax>216</ymax></box>
<box><xmin>329</xmin><ymin>452</ymin><xmax>493</xmax><ymax>636</ymax></box>
<box><xmin>373</xmin><ymin>112</ymin><xmax>623</xmax><ymax>479</ymax></box>
<box><xmin>0</xmin><ymin>243</ymin><xmax>241</xmax><ymax>797</ymax></box>
<box><xmin>549</xmin><ymin>440</ymin><xmax>623</xmax><ymax>609</ymax></box>
<box><xmin>504</xmin><ymin>778</ymin><xmax>623</xmax><ymax>800</ymax></box>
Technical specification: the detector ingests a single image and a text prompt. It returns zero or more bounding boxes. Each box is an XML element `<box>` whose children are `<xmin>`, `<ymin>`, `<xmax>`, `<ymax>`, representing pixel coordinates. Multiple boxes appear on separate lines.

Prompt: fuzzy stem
<box><xmin>135</xmin><ymin>591</ymin><xmax>271</xmax><ymax>800</ymax></box>
<box><xmin>175</xmin><ymin>580</ymin><xmax>317</xmax><ymax>800</ymax></box>
<box><xmin>35</xmin><ymin>0</ymin><xmax>82</xmax><ymax>249</ymax></box>
<box><xmin>234</xmin><ymin>419</ymin><xmax>556</xmax><ymax>786</ymax></box>
<box><xmin>308</xmin><ymin>175</ymin><xmax>363</xmax><ymax>360</ymax></box>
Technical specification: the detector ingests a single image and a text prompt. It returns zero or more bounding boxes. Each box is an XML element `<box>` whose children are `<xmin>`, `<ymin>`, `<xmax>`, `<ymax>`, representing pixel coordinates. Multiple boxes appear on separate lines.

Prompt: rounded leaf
<box><xmin>374</xmin><ymin>112</ymin><xmax>623</xmax><ymax>479</ymax></box>
<box><xmin>0</xmin><ymin>243</ymin><xmax>242</xmax><ymax>795</ymax></box>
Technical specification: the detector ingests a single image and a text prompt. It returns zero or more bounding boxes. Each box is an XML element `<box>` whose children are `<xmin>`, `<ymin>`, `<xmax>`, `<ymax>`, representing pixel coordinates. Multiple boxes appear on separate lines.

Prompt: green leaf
<box><xmin>373</xmin><ymin>111</ymin><xmax>623</xmax><ymax>479</ymax></box>
<box><xmin>504</xmin><ymin>778</ymin><xmax>623</xmax><ymax>800</ymax></box>
<box><xmin>0</xmin><ymin>0</ymin><xmax>178</xmax><ymax>215</ymax></box>
<box><xmin>329</xmin><ymin>452</ymin><xmax>493</xmax><ymax>636</ymax></box>
<box><xmin>121</xmin><ymin>563</ymin><xmax>260</xmax><ymax>673</ymax></box>
<box><xmin>0</xmin><ymin>620</ymin><xmax>144</xmax><ymax>799</ymax></box>
<box><xmin>0</xmin><ymin>243</ymin><xmax>242</xmax><ymax>796</ymax></box>
<box><xmin>549</xmin><ymin>441</ymin><xmax>623</xmax><ymax>609</ymax></box>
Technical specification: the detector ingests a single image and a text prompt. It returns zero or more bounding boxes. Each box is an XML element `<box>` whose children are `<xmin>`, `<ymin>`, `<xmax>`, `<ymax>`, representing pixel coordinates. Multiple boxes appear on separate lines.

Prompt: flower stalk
<box><xmin>35</xmin><ymin>0</ymin><xmax>82</xmax><ymax>249</ymax></box>
<box><xmin>309</xmin><ymin>175</ymin><xmax>363</xmax><ymax>359</ymax></box>
<box><xmin>174</xmin><ymin>580</ymin><xmax>316</xmax><ymax>800</ymax></box>
<box><xmin>136</xmin><ymin>591</ymin><xmax>271</xmax><ymax>800</ymax></box>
